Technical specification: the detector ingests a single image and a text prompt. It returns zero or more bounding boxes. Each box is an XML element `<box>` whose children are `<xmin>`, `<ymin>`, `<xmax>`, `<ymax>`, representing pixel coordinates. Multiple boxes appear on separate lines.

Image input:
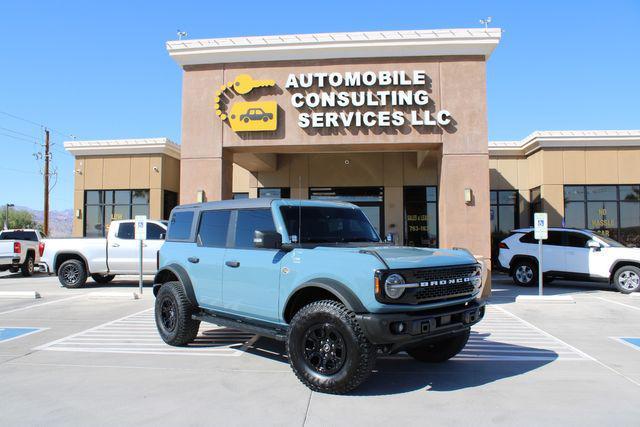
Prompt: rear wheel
<box><xmin>21</xmin><ymin>255</ymin><xmax>35</xmax><ymax>277</ymax></box>
<box><xmin>407</xmin><ymin>329</ymin><xmax>470</xmax><ymax>363</ymax></box>
<box><xmin>512</xmin><ymin>259</ymin><xmax>537</xmax><ymax>287</ymax></box>
<box><xmin>155</xmin><ymin>282</ymin><xmax>200</xmax><ymax>346</ymax></box>
<box><xmin>613</xmin><ymin>265</ymin><xmax>640</xmax><ymax>294</ymax></box>
<box><xmin>58</xmin><ymin>259</ymin><xmax>87</xmax><ymax>288</ymax></box>
<box><xmin>287</xmin><ymin>300</ymin><xmax>377</xmax><ymax>394</ymax></box>
<box><xmin>91</xmin><ymin>273</ymin><xmax>115</xmax><ymax>284</ymax></box>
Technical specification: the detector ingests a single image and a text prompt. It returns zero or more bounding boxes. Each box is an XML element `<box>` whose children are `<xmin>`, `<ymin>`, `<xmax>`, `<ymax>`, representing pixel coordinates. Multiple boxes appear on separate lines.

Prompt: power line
<box><xmin>0</xmin><ymin>110</ymin><xmax>78</xmax><ymax>140</ymax></box>
<box><xmin>0</xmin><ymin>126</ymin><xmax>41</xmax><ymax>140</ymax></box>
<box><xmin>0</xmin><ymin>131</ymin><xmax>41</xmax><ymax>145</ymax></box>
<box><xmin>0</xmin><ymin>166</ymin><xmax>40</xmax><ymax>175</ymax></box>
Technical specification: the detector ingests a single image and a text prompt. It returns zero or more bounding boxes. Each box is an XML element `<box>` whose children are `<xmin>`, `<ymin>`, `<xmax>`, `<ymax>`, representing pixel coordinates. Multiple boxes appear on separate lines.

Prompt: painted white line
<box><xmin>594</xmin><ymin>296</ymin><xmax>640</xmax><ymax>312</ymax></box>
<box><xmin>41</xmin><ymin>347</ymin><xmax>242</xmax><ymax>356</ymax></box>
<box><xmin>610</xmin><ymin>337</ymin><xmax>640</xmax><ymax>352</ymax></box>
<box><xmin>494</xmin><ymin>305</ymin><xmax>640</xmax><ymax>388</ymax></box>
<box><xmin>0</xmin><ymin>294</ymin><xmax>88</xmax><ymax>316</ymax></box>
<box><xmin>0</xmin><ymin>291</ymin><xmax>41</xmax><ymax>299</ymax></box>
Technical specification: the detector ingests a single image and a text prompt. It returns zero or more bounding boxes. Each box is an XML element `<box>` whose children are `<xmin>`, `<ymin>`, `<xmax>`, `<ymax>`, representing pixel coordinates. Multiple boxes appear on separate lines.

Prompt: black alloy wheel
<box><xmin>154</xmin><ymin>281</ymin><xmax>200</xmax><ymax>346</ymax></box>
<box><xmin>302</xmin><ymin>323</ymin><xmax>347</xmax><ymax>375</ymax></box>
<box><xmin>159</xmin><ymin>295</ymin><xmax>177</xmax><ymax>332</ymax></box>
<box><xmin>57</xmin><ymin>259</ymin><xmax>87</xmax><ymax>288</ymax></box>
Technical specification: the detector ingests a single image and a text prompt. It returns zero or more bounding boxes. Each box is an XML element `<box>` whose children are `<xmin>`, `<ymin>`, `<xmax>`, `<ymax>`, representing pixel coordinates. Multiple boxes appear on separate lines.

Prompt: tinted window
<box><xmin>0</xmin><ymin>231</ymin><xmax>38</xmax><ymax>241</ymax></box>
<box><xmin>147</xmin><ymin>223</ymin><xmax>166</xmax><ymax>240</ymax></box>
<box><xmin>234</xmin><ymin>209</ymin><xmax>276</xmax><ymax>248</ymax></box>
<box><xmin>566</xmin><ymin>232</ymin><xmax>590</xmax><ymax>248</ymax></box>
<box><xmin>167</xmin><ymin>211</ymin><xmax>194</xmax><ymax>240</ymax></box>
<box><xmin>520</xmin><ymin>231</ymin><xmax>564</xmax><ymax>245</ymax></box>
<box><xmin>520</xmin><ymin>232</ymin><xmax>536</xmax><ymax>244</ymax></box>
<box><xmin>198</xmin><ymin>210</ymin><xmax>231</xmax><ymax>247</ymax></box>
<box><xmin>116</xmin><ymin>222</ymin><xmax>135</xmax><ymax>239</ymax></box>
<box><xmin>280</xmin><ymin>206</ymin><xmax>380</xmax><ymax>244</ymax></box>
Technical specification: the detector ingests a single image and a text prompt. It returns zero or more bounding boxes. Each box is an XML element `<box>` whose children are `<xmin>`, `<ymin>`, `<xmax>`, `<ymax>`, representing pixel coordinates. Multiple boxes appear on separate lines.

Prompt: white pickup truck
<box><xmin>0</xmin><ymin>229</ymin><xmax>45</xmax><ymax>276</ymax></box>
<box><xmin>41</xmin><ymin>219</ymin><xmax>168</xmax><ymax>288</ymax></box>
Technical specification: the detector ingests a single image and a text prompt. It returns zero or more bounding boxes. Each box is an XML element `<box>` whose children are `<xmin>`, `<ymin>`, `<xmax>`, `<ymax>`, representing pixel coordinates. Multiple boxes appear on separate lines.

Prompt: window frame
<box><xmin>402</xmin><ymin>185</ymin><xmax>439</xmax><ymax>248</ymax></box>
<box><xmin>166</xmin><ymin>210</ymin><xmax>196</xmax><ymax>242</ymax></box>
<box><xmin>83</xmin><ymin>189</ymin><xmax>151</xmax><ymax>237</ymax></box>
<box><xmin>196</xmin><ymin>209</ymin><xmax>233</xmax><ymax>248</ymax></box>
<box><xmin>490</xmin><ymin>189</ymin><xmax>520</xmax><ymax>234</ymax></box>
<box><xmin>229</xmin><ymin>208</ymin><xmax>278</xmax><ymax>250</ymax></box>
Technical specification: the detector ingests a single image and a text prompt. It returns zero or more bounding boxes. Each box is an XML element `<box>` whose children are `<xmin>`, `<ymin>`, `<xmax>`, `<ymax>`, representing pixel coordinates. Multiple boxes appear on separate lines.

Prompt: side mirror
<box><xmin>253</xmin><ymin>230</ymin><xmax>282</xmax><ymax>250</ymax></box>
<box><xmin>587</xmin><ymin>239</ymin><xmax>601</xmax><ymax>250</ymax></box>
<box><xmin>159</xmin><ymin>233</ymin><xmax>166</xmax><ymax>240</ymax></box>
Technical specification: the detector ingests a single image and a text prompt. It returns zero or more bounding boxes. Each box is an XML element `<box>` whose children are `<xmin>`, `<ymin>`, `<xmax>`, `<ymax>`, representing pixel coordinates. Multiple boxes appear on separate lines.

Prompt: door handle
<box><xmin>188</xmin><ymin>257</ymin><xmax>199</xmax><ymax>264</ymax></box>
<box><xmin>112</xmin><ymin>243</ymin><xmax>120</xmax><ymax>247</ymax></box>
<box><xmin>225</xmin><ymin>261</ymin><xmax>240</xmax><ymax>268</ymax></box>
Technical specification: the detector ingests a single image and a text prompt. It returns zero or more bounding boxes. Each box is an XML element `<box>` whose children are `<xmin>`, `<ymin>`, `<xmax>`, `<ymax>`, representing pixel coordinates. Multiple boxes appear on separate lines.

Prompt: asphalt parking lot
<box><xmin>0</xmin><ymin>272</ymin><xmax>639</xmax><ymax>426</ymax></box>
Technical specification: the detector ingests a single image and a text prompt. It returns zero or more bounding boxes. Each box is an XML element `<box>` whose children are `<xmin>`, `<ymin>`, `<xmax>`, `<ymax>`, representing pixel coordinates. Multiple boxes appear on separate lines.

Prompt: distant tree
<box><xmin>0</xmin><ymin>209</ymin><xmax>41</xmax><ymax>231</ymax></box>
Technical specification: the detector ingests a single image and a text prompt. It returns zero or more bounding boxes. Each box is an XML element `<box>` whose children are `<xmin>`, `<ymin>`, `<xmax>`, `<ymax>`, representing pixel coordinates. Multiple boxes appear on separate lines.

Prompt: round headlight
<box><xmin>384</xmin><ymin>273</ymin><xmax>406</xmax><ymax>299</ymax></box>
<box><xmin>471</xmin><ymin>265</ymin><xmax>483</xmax><ymax>288</ymax></box>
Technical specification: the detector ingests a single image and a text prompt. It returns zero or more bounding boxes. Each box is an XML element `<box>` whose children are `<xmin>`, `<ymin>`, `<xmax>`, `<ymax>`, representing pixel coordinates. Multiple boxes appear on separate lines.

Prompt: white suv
<box><xmin>498</xmin><ymin>228</ymin><xmax>640</xmax><ymax>294</ymax></box>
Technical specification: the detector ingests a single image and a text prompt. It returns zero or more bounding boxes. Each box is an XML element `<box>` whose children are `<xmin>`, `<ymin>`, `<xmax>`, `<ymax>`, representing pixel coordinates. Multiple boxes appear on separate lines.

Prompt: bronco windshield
<box><xmin>280</xmin><ymin>206</ymin><xmax>380</xmax><ymax>244</ymax></box>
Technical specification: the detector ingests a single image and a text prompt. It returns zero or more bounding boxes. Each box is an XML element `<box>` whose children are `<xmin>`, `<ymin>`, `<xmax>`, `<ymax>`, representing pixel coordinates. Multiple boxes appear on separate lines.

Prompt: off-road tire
<box><xmin>406</xmin><ymin>329</ymin><xmax>471</xmax><ymax>363</ymax></box>
<box><xmin>155</xmin><ymin>281</ymin><xmax>200</xmax><ymax>346</ymax></box>
<box><xmin>91</xmin><ymin>274</ymin><xmax>116</xmax><ymax>284</ymax></box>
<box><xmin>612</xmin><ymin>265</ymin><xmax>640</xmax><ymax>294</ymax></box>
<box><xmin>512</xmin><ymin>259</ymin><xmax>537</xmax><ymax>287</ymax></box>
<box><xmin>21</xmin><ymin>254</ymin><xmax>35</xmax><ymax>277</ymax></box>
<box><xmin>58</xmin><ymin>259</ymin><xmax>87</xmax><ymax>288</ymax></box>
<box><xmin>9</xmin><ymin>267</ymin><xmax>19</xmax><ymax>274</ymax></box>
<box><xmin>286</xmin><ymin>300</ymin><xmax>377</xmax><ymax>394</ymax></box>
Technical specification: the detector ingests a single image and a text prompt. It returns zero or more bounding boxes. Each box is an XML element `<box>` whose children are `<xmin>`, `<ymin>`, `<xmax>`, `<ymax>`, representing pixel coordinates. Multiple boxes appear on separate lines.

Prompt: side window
<box><xmin>545</xmin><ymin>231</ymin><xmax>564</xmax><ymax>246</ymax></box>
<box><xmin>116</xmin><ymin>222</ymin><xmax>135</xmax><ymax>240</ymax></box>
<box><xmin>520</xmin><ymin>232</ymin><xmax>536</xmax><ymax>244</ymax></box>
<box><xmin>167</xmin><ymin>211</ymin><xmax>194</xmax><ymax>240</ymax></box>
<box><xmin>147</xmin><ymin>223</ymin><xmax>166</xmax><ymax>240</ymax></box>
<box><xmin>197</xmin><ymin>210</ymin><xmax>231</xmax><ymax>247</ymax></box>
<box><xmin>234</xmin><ymin>209</ymin><xmax>276</xmax><ymax>248</ymax></box>
<box><xmin>566</xmin><ymin>232</ymin><xmax>590</xmax><ymax>248</ymax></box>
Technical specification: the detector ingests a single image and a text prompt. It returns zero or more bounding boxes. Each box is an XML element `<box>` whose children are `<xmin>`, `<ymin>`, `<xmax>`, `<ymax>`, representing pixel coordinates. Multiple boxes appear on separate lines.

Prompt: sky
<box><xmin>0</xmin><ymin>0</ymin><xmax>638</xmax><ymax>211</ymax></box>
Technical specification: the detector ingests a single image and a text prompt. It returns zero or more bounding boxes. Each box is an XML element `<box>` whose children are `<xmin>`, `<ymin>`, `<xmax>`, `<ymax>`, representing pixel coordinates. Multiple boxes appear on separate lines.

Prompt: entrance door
<box><xmin>309</xmin><ymin>187</ymin><xmax>384</xmax><ymax>237</ymax></box>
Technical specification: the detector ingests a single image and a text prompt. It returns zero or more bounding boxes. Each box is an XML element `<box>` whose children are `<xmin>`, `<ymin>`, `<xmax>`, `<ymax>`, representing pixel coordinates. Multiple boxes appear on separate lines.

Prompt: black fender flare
<box><xmin>153</xmin><ymin>263</ymin><xmax>198</xmax><ymax>307</ymax></box>
<box><xmin>283</xmin><ymin>278</ymin><xmax>368</xmax><ymax>318</ymax></box>
<box><xmin>609</xmin><ymin>260</ymin><xmax>640</xmax><ymax>275</ymax></box>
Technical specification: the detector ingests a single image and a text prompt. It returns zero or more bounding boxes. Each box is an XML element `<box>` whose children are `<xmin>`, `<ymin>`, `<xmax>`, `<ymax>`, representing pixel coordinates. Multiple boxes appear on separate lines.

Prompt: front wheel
<box><xmin>58</xmin><ymin>259</ymin><xmax>87</xmax><ymax>288</ymax></box>
<box><xmin>512</xmin><ymin>260</ymin><xmax>537</xmax><ymax>287</ymax></box>
<box><xmin>155</xmin><ymin>282</ymin><xmax>200</xmax><ymax>346</ymax></box>
<box><xmin>407</xmin><ymin>329</ymin><xmax>470</xmax><ymax>363</ymax></box>
<box><xmin>286</xmin><ymin>300</ymin><xmax>377</xmax><ymax>394</ymax></box>
<box><xmin>91</xmin><ymin>273</ymin><xmax>115</xmax><ymax>284</ymax></box>
<box><xmin>613</xmin><ymin>265</ymin><xmax>640</xmax><ymax>294</ymax></box>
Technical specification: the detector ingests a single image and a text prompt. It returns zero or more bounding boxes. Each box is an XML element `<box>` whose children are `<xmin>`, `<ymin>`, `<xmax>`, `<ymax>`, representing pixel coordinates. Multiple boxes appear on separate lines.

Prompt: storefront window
<box><xmin>563</xmin><ymin>185</ymin><xmax>640</xmax><ymax>246</ymax></box>
<box><xmin>403</xmin><ymin>186</ymin><xmax>438</xmax><ymax>248</ymax></box>
<box><xmin>490</xmin><ymin>190</ymin><xmax>519</xmax><ymax>262</ymax></box>
<box><xmin>163</xmin><ymin>191</ymin><xmax>179</xmax><ymax>220</ymax></box>
<box><xmin>84</xmin><ymin>189</ymin><xmax>150</xmax><ymax>237</ymax></box>
<box><xmin>258</xmin><ymin>188</ymin><xmax>290</xmax><ymax>198</ymax></box>
<box><xmin>529</xmin><ymin>187</ymin><xmax>541</xmax><ymax>225</ymax></box>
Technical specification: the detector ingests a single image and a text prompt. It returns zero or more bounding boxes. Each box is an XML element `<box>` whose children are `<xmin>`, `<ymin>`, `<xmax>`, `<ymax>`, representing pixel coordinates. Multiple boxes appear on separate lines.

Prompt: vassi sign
<box><xmin>285</xmin><ymin>70</ymin><xmax>452</xmax><ymax>129</ymax></box>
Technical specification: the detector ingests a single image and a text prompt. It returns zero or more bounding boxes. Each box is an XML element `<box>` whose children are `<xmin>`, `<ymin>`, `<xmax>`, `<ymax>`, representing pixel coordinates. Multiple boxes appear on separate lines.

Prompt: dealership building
<box><xmin>64</xmin><ymin>28</ymin><xmax>640</xmax><ymax>286</ymax></box>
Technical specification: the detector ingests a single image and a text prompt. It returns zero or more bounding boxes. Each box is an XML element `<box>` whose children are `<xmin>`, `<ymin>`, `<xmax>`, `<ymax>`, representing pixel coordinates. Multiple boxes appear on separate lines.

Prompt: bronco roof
<box><xmin>174</xmin><ymin>198</ymin><xmax>358</xmax><ymax>211</ymax></box>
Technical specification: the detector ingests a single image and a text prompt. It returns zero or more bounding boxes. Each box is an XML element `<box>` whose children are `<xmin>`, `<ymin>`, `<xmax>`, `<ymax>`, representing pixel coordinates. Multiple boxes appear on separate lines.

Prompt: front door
<box><xmin>107</xmin><ymin>222</ymin><xmax>139</xmax><ymax>273</ymax></box>
<box><xmin>223</xmin><ymin>209</ymin><xmax>282</xmax><ymax>322</ymax></box>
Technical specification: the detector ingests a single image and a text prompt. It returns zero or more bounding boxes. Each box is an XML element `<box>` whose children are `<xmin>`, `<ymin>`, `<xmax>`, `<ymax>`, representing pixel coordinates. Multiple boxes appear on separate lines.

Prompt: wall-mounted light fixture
<box><xmin>196</xmin><ymin>190</ymin><xmax>206</xmax><ymax>203</ymax></box>
<box><xmin>75</xmin><ymin>209</ymin><xmax>82</xmax><ymax>219</ymax></box>
<box><xmin>344</xmin><ymin>159</ymin><xmax>350</xmax><ymax>165</ymax></box>
<box><xmin>464</xmin><ymin>188</ymin><xmax>473</xmax><ymax>204</ymax></box>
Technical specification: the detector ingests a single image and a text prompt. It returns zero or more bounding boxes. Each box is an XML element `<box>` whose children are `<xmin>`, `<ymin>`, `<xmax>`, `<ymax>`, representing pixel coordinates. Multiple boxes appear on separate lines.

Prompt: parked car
<box><xmin>153</xmin><ymin>198</ymin><xmax>485</xmax><ymax>394</ymax></box>
<box><xmin>0</xmin><ymin>229</ymin><xmax>45</xmax><ymax>276</ymax></box>
<box><xmin>40</xmin><ymin>219</ymin><xmax>168</xmax><ymax>288</ymax></box>
<box><xmin>498</xmin><ymin>227</ymin><xmax>640</xmax><ymax>293</ymax></box>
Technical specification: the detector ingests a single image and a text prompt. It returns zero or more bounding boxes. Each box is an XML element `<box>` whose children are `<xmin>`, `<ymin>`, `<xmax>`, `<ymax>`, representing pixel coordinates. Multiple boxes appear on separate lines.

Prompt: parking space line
<box><xmin>593</xmin><ymin>296</ymin><xmax>640</xmax><ymax>311</ymax></box>
<box><xmin>35</xmin><ymin>308</ymin><xmax>258</xmax><ymax>357</ymax></box>
<box><xmin>0</xmin><ymin>294</ymin><xmax>89</xmax><ymax>316</ymax></box>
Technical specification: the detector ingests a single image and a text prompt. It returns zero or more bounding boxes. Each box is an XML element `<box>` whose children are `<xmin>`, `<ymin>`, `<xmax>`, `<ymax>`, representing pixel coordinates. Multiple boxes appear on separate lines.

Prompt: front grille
<box><xmin>407</xmin><ymin>265</ymin><xmax>477</xmax><ymax>303</ymax></box>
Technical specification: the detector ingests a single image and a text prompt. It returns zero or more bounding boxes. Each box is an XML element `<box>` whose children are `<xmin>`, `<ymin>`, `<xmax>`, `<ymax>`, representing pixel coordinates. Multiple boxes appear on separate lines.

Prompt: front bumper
<box><xmin>355</xmin><ymin>300</ymin><xmax>485</xmax><ymax>353</ymax></box>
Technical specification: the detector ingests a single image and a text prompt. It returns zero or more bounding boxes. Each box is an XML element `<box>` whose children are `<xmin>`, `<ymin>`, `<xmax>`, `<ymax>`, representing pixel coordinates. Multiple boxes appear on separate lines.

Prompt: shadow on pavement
<box><xmin>241</xmin><ymin>333</ymin><xmax>558</xmax><ymax>396</ymax></box>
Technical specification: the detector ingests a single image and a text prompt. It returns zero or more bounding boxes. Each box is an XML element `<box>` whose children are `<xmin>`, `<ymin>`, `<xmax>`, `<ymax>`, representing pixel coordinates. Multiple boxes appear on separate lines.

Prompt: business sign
<box><xmin>134</xmin><ymin>215</ymin><xmax>147</xmax><ymax>241</ymax></box>
<box><xmin>534</xmin><ymin>213</ymin><xmax>548</xmax><ymax>240</ymax></box>
<box><xmin>215</xmin><ymin>70</ymin><xmax>452</xmax><ymax>133</ymax></box>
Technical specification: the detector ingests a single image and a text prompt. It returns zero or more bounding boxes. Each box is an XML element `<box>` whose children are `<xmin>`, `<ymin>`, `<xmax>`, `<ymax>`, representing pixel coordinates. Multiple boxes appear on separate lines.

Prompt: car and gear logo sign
<box><xmin>214</xmin><ymin>74</ymin><xmax>278</xmax><ymax>132</ymax></box>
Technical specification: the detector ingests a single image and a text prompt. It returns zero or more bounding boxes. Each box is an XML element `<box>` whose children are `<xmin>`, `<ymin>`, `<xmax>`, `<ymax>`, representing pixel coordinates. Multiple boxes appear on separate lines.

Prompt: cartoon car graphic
<box><xmin>240</xmin><ymin>108</ymin><xmax>274</xmax><ymax>123</ymax></box>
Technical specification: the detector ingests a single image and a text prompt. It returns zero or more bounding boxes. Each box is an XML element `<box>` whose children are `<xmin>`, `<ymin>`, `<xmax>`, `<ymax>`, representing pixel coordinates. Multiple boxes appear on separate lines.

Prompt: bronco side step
<box><xmin>192</xmin><ymin>312</ymin><xmax>288</xmax><ymax>341</ymax></box>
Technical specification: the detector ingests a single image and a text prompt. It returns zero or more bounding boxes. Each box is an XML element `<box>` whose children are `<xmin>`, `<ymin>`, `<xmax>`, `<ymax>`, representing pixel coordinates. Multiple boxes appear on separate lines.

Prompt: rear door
<box><xmin>541</xmin><ymin>231</ymin><xmax>566</xmax><ymax>273</ymax></box>
<box><xmin>187</xmin><ymin>210</ymin><xmax>231</xmax><ymax>309</ymax></box>
<box><xmin>222</xmin><ymin>209</ymin><xmax>282</xmax><ymax>322</ymax></box>
<box><xmin>106</xmin><ymin>222</ymin><xmax>139</xmax><ymax>273</ymax></box>
<box><xmin>563</xmin><ymin>231</ymin><xmax>592</xmax><ymax>275</ymax></box>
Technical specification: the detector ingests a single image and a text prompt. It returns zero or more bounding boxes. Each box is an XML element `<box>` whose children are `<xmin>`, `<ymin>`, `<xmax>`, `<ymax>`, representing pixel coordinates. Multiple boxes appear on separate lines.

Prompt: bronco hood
<box><xmin>361</xmin><ymin>246</ymin><xmax>477</xmax><ymax>270</ymax></box>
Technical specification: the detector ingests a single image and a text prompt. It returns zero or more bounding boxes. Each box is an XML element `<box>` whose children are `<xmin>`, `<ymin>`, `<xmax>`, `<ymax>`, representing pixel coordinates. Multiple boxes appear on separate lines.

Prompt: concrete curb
<box><xmin>88</xmin><ymin>292</ymin><xmax>141</xmax><ymax>300</ymax></box>
<box><xmin>0</xmin><ymin>291</ymin><xmax>41</xmax><ymax>299</ymax></box>
<box><xmin>516</xmin><ymin>295</ymin><xmax>575</xmax><ymax>304</ymax></box>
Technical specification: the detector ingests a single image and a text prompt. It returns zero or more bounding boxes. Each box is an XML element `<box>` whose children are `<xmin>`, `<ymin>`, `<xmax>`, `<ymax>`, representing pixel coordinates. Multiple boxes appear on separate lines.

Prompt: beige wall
<box><xmin>489</xmin><ymin>146</ymin><xmax>640</xmax><ymax>228</ymax></box>
<box><xmin>71</xmin><ymin>154</ymin><xmax>180</xmax><ymax>236</ymax></box>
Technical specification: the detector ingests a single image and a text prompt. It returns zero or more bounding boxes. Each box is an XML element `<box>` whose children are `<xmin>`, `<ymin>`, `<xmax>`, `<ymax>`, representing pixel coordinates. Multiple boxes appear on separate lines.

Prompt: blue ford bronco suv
<box><xmin>154</xmin><ymin>198</ymin><xmax>485</xmax><ymax>394</ymax></box>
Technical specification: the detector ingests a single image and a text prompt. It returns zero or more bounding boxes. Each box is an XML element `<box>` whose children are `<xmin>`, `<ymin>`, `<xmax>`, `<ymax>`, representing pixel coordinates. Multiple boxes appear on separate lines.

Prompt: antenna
<box><xmin>298</xmin><ymin>176</ymin><xmax>302</xmax><ymax>245</ymax></box>
<box><xmin>479</xmin><ymin>17</ymin><xmax>492</xmax><ymax>29</ymax></box>
<box><xmin>177</xmin><ymin>30</ymin><xmax>188</xmax><ymax>40</ymax></box>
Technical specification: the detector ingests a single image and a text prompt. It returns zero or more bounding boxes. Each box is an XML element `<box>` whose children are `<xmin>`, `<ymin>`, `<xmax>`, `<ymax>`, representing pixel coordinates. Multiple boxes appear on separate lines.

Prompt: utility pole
<box><xmin>43</xmin><ymin>128</ymin><xmax>50</xmax><ymax>236</ymax></box>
